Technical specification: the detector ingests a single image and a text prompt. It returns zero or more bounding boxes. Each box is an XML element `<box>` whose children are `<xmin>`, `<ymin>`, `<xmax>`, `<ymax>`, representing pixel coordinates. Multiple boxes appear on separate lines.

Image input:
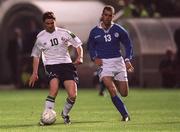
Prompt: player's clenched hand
<box><xmin>94</xmin><ymin>58</ymin><xmax>103</xmax><ymax>66</ymax></box>
<box><xmin>73</xmin><ymin>57</ymin><xmax>83</xmax><ymax>66</ymax></box>
<box><xmin>29</xmin><ymin>73</ymin><xmax>39</xmax><ymax>87</ymax></box>
<box><xmin>125</xmin><ymin>61</ymin><xmax>134</xmax><ymax>73</ymax></box>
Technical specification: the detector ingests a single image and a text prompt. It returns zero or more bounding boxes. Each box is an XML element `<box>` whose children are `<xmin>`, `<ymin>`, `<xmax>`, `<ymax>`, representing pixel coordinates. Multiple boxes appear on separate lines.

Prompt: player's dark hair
<box><xmin>42</xmin><ymin>11</ymin><xmax>56</xmax><ymax>22</ymax></box>
<box><xmin>102</xmin><ymin>5</ymin><xmax>115</xmax><ymax>14</ymax></box>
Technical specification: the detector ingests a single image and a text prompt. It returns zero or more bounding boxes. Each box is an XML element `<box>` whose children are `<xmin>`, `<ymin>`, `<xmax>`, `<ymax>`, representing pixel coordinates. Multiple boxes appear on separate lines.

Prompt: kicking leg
<box><xmin>61</xmin><ymin>80</ymin><xmax>77</xmax><ymax>124</ymax></box>
<box><xmin>39</xmin><ymin>78</ymin><xmax>59</xmax><ymax>125</ymax></box>
<box><xmin>44</xmin><ymin>78</ymin><xmax>59</xmax><ymax>110</ymax></box>
<box><xmin>102</xmin><ymin>77</ymin><xmax>130</xmax><ymax>121</ymax></box>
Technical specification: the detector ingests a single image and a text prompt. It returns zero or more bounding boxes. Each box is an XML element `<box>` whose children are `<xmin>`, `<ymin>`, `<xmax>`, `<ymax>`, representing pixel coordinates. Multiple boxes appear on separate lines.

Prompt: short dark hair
<box><xmin>42</xmin><ymin>11</ymin><xmax>56</xmax><ymax>22</ymax></box>
<box><xmin>102</xmin><ymin>5</ymin><xmax>115</xmax><ymax>14</ymax></box>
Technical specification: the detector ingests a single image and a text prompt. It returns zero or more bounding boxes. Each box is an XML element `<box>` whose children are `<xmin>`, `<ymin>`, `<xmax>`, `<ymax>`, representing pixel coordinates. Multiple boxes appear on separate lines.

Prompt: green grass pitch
<box><xmin>0</xmin><ymin>88</ymin><xmax>180</xmax><ymax>132</ymax></box>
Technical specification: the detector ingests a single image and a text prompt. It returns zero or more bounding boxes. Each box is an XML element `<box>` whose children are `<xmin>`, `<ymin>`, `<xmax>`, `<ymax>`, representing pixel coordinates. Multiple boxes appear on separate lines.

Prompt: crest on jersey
<box><xmin>114</xmin><ymin>32</ymin><xmax>119</xmax><ymax>38</ymax></box>
<box><xmin>61</xmin><ymin>37</ymin><xmax>68</xmax><ymax>42</ymax></box>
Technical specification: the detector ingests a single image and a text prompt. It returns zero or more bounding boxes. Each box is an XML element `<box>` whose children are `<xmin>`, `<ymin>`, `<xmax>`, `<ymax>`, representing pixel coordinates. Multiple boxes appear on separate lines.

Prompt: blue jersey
<box><xmin>87</xmin><ymin>23</ymin><xmax>133</xmax><ymax>60</ymax></box>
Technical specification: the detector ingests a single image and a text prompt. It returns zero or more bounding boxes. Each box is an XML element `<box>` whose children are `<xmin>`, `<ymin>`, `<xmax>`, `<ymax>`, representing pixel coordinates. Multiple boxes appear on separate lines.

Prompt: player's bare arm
<box><xmin>74</xmin><ymin>46</ymin><xmax>83</xmax><ymax>65</ymax></box>
<box><xmin>29</xmin><ymin>57</ymin><xmax>40</xmax><ymax>87</ymax></box>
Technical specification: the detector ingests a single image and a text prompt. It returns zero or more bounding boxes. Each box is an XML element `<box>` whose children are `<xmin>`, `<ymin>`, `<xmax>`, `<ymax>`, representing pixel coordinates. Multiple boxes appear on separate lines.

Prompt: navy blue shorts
<box><xmin>45</xmin><ymin>63</ymin><xmax>79</xmax><ymax>85</ymax></box>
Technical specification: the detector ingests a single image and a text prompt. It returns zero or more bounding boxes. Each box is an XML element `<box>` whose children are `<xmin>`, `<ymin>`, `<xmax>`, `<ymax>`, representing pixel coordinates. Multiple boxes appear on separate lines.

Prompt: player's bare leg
<box><xmin>116</xmin><ymin>81</ymin><xmax>130</xmax><ymax>121</ymax></box>
<box><xmin>61</xmin><ymin>80</ymin><xmax>77</xmax><ymax>124</ymax></box>
<box><xmin>102</xmin><ymin>76</ymin><xmax>116</xmax><ymax>96</ymax></box>
<box><xmin>45</xmin><ymin>78</ymin><xmax>59</xmax><ymax>109</ymax></box>
<box><xmin>102</xmin><ymin>76</ymin><xmax>130</xmax><ymax>121</ymax></box>
<box><xmin>40</xmin><ymin>78</ymin><xmax>59</xmax><ymax>126</ymax></box>
<box><xmin>116</xmin><ymin>81</ymin><xmax>129</xmax><ymax>97</ymax></box>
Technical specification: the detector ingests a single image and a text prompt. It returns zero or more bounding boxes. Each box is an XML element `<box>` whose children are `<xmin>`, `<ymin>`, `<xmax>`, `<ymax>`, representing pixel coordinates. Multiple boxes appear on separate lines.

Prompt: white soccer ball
<box><xmin>41</xmin><ymin>109</ymin><xmax>57</xmax><ymax>125</ymax></box>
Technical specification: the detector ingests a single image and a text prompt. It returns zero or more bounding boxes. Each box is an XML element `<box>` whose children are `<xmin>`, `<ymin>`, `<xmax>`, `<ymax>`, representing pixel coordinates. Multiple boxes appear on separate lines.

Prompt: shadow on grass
<box><xmin>0</xmin><ymin>124</ymin><xmax>38</xmax><ymax>129</ymax></box>
<box><xmin>129</xmin><ymin>121</ymin><xmax>180</xmax><ymax>126</ymax></box>
<box><xmin>0</xmin><ymin>120</ymin><xmax>106</xmax><ymax>129</ymax></box>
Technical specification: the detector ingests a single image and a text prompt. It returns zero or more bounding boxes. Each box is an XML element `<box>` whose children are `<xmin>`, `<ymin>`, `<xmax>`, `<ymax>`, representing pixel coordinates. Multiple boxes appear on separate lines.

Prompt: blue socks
<box><xmin>111</xmin><ymin>95</ymin><xmax>128</xmax><ymax>117</ymax></box>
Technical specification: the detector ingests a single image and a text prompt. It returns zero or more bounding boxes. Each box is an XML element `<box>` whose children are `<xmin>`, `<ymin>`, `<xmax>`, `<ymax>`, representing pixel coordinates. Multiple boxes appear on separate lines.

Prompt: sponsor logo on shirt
<box><xmin>94</xmin><ymin>35</ymin><xmax>101</xmax><ymax>39</ymax></box>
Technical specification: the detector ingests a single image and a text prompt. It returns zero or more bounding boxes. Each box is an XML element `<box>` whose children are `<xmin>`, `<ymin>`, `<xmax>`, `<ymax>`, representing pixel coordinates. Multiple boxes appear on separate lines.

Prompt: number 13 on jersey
<box><xmin>104</xmin><ymin>34</ymin><xmax>111</xmax><ymax>42</ymax></box>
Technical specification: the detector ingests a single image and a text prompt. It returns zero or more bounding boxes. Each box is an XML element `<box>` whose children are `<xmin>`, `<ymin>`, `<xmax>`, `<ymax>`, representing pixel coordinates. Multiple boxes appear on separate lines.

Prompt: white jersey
<box><xmin>31</xmin><ymin>27</ymin><xmax>82</xmax><ymax>65</ymax></box>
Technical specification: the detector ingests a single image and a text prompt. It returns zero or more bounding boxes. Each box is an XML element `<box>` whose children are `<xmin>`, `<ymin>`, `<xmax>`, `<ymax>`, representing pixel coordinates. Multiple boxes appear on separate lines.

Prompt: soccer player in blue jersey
<box><xmin>87</xmin><ymin>5</ymin><xmax>134</xmax><ymax>121</ymax></box>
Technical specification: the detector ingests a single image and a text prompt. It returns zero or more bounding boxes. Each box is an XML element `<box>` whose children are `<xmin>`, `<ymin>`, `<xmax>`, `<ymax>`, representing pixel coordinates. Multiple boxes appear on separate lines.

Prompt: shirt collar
<box><xmin>98</xmin><ymin>21</ymin><xmax>114</xmax><ymax>29</ymax></box>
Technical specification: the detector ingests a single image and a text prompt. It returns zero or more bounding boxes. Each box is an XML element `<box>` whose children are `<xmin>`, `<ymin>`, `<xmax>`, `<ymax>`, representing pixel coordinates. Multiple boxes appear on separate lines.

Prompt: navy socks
<box><xmin>111</xmin><ymin>95</ymin><xmax>128</xmax><ymax>117</ymax></box>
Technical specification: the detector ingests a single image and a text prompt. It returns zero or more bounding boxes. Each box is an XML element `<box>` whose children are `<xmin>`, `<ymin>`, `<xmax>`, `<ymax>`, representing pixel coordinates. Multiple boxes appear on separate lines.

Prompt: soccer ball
<box><xmin>41</xmin><ymin>109</ymin><xmax>57</xmax><ymax>125</ymax></box>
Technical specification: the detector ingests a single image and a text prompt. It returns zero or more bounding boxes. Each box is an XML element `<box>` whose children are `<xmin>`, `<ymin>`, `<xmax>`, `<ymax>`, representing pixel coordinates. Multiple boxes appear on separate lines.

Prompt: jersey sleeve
<box><xmin>87</xmin><ymin>31</ymin><xmax>97</xmax><ymax>61</ymax></box>
<box><xmin>31</xmin><ymin>38</ymin><xmax>42</xmax><ymax>58</ymax></box>
<box><xmin>119</xmin><ymin>28</ymin><xmax>133</xmax><ymax>60</ymax></box>
<box><xmin>65</xmin><ymin>31</ymin><xmax>82</xmax><ymax>48</ymax></box>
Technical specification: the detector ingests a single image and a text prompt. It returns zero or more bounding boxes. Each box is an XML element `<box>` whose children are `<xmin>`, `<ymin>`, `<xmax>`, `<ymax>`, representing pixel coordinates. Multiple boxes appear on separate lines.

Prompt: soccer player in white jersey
<box><xmin>87</xmin><ymin>5</ymin><xmax>134</xmax><ymax>121</ymax></box>
<box><xmin>29</xmin><ymin>11</ymin><xmax>83</xmax><ymax>125</ymax></box>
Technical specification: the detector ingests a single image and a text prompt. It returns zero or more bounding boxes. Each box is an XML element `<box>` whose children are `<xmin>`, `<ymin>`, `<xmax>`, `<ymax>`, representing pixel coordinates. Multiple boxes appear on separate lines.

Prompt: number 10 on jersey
<box><xmin>50</xmin><ymin>38</ymin><xmax>59</xmax><ymax>46</ymax></box>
